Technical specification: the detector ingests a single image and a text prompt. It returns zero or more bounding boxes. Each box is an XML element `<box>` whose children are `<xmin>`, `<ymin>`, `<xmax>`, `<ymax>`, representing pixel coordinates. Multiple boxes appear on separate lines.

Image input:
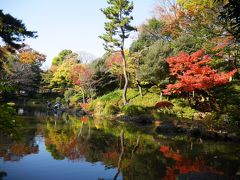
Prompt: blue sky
<box><xmin>1</xmin><ymin>0</ymin><xmax>156</xmax><ymax>68</ymax></box>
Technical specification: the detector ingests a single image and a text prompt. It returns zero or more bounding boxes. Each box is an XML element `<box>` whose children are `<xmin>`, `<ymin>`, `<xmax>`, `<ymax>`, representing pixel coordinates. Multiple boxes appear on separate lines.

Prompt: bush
<box><xmin>155</xmin><ymin>101</ymin><xmax>174</xmax><ymax>109</ymax></box>
<box><xmin>171</xmin><ymin>98</ymin><xmax>199</xmax><ymax>119</ymax></box>
<box><xmin>103</xmin><ymin>104</ymin><xmax>120</xmax><ymax>115</ymax></box>
<box><xmin>122</xmin><ymin>105</ymin><xmax>147</xmax><ymax>116</ymax></box>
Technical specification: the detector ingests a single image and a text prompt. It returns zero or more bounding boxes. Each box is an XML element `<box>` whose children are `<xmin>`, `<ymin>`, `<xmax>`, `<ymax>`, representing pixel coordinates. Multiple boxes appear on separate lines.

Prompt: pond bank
<box><xmin>111</xmin><ymin>114</ymin><xmax>240</xmax><ymax>142</ymax></box>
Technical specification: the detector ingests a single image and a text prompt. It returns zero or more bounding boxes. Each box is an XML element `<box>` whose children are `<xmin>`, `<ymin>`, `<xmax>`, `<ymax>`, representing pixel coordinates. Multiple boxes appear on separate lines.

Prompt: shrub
<box><xmin>171</xmin><ymin>98</ymin><xmax>199</xmax><ymax>119</ymax></box>
<box><xmin>155</xmin><ymin>101</ymin><xmax>174</xmax><ymax>109</ymax></box>
<box><xmin>122</xmin><ymin>105</ymin><xmax>147</xmax><ymax>116</ymax></box>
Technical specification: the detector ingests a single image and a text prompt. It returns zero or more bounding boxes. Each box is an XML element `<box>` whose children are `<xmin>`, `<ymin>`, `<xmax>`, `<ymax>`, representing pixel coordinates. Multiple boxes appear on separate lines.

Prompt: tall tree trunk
<box><xmin>136</xmin><ymin>80</ymin><xmax>143</xmax><ymax>97</ymax></box>
<box><xmin>121</xmin><ymin>49</ymin><xmax>128</xmax><ymax>105</ymax></box>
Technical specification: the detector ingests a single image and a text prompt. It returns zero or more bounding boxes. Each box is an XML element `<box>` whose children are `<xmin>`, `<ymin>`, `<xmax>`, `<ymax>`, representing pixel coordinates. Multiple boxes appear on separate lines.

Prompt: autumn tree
<box><xmin>163</xmin><ymin>50</ymin><xmax>237</xmax><ymax>110</ymax></box>
<box><xmin>50</xmin><ymin>59</ymin><xmax>77</xmax><ymax>90</ymax></box>
<box><xmin>100</xmin><ymin>0</ymin><xmax>136</xmax><ymax>105</ymax></box>
<box><xmin>6</xmin><ymin>46</ymin><xmax>46</xmax><ymax>94</ymax></box>
<box><xmin>70</xmin><ymin>64</ymin><xmax>93</xmax><ymax>103</ymax></box>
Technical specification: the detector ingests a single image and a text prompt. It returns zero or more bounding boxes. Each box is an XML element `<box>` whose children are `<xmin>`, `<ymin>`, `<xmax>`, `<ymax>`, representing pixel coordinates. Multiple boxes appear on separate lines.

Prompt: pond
<box><xmin>0</xmin><ymin>103</ymin><xmax>240</xmax><ymax>180</ymax></box>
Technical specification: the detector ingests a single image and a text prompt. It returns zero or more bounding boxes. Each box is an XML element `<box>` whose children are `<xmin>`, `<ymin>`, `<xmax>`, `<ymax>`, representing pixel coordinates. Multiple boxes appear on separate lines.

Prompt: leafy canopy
<box><xmin>163</xmin><ymin>50</ymin><xmax>237</xmax><ymax>95</ymax></box>
<box><xmin>99</xmin><ymin>0</ymin><xmax>136</xmax><ymax>51</ymax></box>
<box><xmin>0</xmin><ymin>10</ymin><xmax>37</xmax><ymax>49</ymax></box>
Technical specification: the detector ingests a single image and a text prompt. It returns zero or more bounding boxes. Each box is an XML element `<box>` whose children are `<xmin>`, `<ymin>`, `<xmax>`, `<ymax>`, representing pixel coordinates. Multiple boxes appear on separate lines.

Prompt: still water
<box><xmin>0</xmin><ymin>104</ymin><xmax>240</xmax><ymax>180</ymax></box>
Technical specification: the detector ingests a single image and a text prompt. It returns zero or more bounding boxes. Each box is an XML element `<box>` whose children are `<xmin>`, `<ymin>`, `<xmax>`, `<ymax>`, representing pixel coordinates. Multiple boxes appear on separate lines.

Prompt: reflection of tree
<box><xmin>0</xmin><ymin>128</ymin><xmax>39</xmax><ymax>162</ymax></box>
<box><xmin>42</xmin><ymin>118</ymin><xmax>240</xmax><ymax>179</ymax></box>
<box><xmin>159</xmin><ymin>145</ymin><xmax>224</xmax><ymax>180</ymax></box>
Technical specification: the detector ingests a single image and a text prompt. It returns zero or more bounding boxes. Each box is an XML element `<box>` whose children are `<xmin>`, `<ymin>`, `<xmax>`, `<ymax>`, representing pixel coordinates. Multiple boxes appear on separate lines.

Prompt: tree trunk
<box><xmin>136</xmin><ymin>80</ymin><xmax>143</xmax><ymax>97</ymax></box>
<box><xmin>121</xmin><ymin>50</ymin><xmax>128</xmax><ymax>105</ymax></box>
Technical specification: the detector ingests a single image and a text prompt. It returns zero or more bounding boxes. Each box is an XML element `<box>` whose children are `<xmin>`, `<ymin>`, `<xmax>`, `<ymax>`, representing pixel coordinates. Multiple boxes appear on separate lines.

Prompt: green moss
<box><xmin>122</xmin><ymin>105</ymin><xmax>147</xmax><ymax>116</ymax></box>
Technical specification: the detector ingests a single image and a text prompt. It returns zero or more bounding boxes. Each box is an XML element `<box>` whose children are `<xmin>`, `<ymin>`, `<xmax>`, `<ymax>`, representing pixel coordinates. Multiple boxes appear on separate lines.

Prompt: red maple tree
<box><xmin>70</xmin><ymin>64</ymin><xmax>92</xmax><ymax>86</ymax></box>
<box><xmin>163</xmin><ymin>50</ymin><xmax>237</xmax><ymax>95</ymax></box>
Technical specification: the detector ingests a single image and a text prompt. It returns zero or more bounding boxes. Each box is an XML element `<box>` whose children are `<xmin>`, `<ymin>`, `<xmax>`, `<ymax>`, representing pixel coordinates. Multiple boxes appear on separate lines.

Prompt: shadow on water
<box><xmin>0</xmin><ymin>102</ymin><xmax>240</xmax><ymax>179</ymax></box>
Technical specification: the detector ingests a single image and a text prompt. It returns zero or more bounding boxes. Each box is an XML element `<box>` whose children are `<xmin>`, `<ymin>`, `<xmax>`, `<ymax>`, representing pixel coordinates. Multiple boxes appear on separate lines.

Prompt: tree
<box><xmin>0</xmin><ymin>10</ymin><xmax>37</xmax><ymax>49</ymax></box>
<box><xmin>70</xmin><ymin>64</ymin><xmax>93</xmax><ymax>103</ymax></box>
<box><xmin>89</xmin><ymin>58</ymin><xmax>118</xmax><ymax>96</ymax></box>
<box><xmin>6</xmin><ymin>46</ymin><xmax>46</xmax><ymax>94</ymax></box>
<box><xmin>130</xmin><ymin>18</ymin><xmax>167</xmax><ymax>53</ymax></box>
<box><xmin>50</xmin><ymin>59</ymin><xmax>76</xmax><ymax>90</ymax></box>
<box><xmin>163</xmin><ymin>50</ymin><xmax>237</xmax><ymax>110</ymax></box>
<box><xmin>52</xmin><ymin>49</ymin><xmax>76</xmax><ymax>66</ymax></box>
<box><xmin>139</xmin><ymin>40</ymin><xmax>171</xmax><ymax>99</ymax></box>
<box><xmin>100</xmin><ymin>0</ymin><xmax>136</xmax><ymax>105</ymax></box>
<box><xmin>218</xmin><ymin>0</ymin><xmax>240</xmax><ymax>41</ymax></box>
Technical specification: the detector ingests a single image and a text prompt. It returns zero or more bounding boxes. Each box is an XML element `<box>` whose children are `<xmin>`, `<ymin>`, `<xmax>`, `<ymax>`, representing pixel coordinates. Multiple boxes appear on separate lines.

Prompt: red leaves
<box><xmin>163</xmin><ymin>50</ymin><xmax>237</xmax><ymax>95</ymax></box>
<box><xmin>106</xmin><ymin>51</ymin><xmax>122</xmax><ymax>67</ymax></box>
<box><xmin>70</xmin><ymin>64</ymin><xmax>92</xmax><ymax>86</ymax></box>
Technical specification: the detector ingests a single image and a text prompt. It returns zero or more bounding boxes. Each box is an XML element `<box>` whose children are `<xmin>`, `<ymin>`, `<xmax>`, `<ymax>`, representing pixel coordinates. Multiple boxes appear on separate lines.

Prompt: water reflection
<box><xmin>0</xmin><ymin>104</ymin><xmax>240</xmax><ymax>179</ymax></box>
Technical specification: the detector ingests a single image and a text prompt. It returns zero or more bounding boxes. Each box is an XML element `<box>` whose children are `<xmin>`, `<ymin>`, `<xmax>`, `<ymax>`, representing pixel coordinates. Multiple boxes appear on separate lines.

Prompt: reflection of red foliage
<box><xmin>160</xmin><ymin>145</ymin><xmax>223</xmax><ymax>180</ymax></box>
<box><xmin>155</xmin><ymin>101</ymin><xmax>174</xmax><ymax>109</ymax></box>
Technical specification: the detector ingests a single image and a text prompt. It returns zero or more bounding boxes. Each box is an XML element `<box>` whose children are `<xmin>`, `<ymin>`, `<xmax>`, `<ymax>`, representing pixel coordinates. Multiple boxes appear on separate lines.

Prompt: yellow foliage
<box><xmin>19</xmin><ymin>52</ymin><xmax>38</xmax><ymax>64</ymax></box>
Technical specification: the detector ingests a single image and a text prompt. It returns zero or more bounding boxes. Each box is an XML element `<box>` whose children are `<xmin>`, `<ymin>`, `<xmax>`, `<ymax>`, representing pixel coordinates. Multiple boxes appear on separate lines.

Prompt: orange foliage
<box><xmin>19</xmin><ymin>51</ymin><xmax>46</xmax><ymax>64</ymax></box>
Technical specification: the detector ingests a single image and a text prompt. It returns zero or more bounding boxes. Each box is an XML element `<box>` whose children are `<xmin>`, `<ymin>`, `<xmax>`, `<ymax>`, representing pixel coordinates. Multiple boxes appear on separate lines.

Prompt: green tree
<box><xmin>52</xmin><ymin>49</ymin><xmax>76</xmax><ymax>66</ymax></box>
<box><xmin>139</xmin><ymin>40</ymin><xmax>172</xmax><ymax>99</ymax></box>
<box><xmin>100</xmin><ymin>0</ymin><xmax>136</xmax><ymax>105</ymax></box>
<box><xmin>0</xmin><ymin>10</ymin><xmax>37</xmax><ymax>49</ymax></box>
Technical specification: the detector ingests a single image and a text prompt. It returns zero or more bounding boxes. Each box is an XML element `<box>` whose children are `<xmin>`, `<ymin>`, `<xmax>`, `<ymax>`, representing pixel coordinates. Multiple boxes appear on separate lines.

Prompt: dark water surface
<box><xmin>0</xmin><ymin>104</ymin><xmax>240</xmax><ymax>180</ymax></box>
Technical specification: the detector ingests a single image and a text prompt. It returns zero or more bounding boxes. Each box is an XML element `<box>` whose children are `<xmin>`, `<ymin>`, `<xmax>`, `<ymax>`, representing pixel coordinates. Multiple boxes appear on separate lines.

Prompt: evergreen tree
<box><xmin>100</xmin><ymin>0</ymin><xmax>136</xmax><ymax>105</ymax></box>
